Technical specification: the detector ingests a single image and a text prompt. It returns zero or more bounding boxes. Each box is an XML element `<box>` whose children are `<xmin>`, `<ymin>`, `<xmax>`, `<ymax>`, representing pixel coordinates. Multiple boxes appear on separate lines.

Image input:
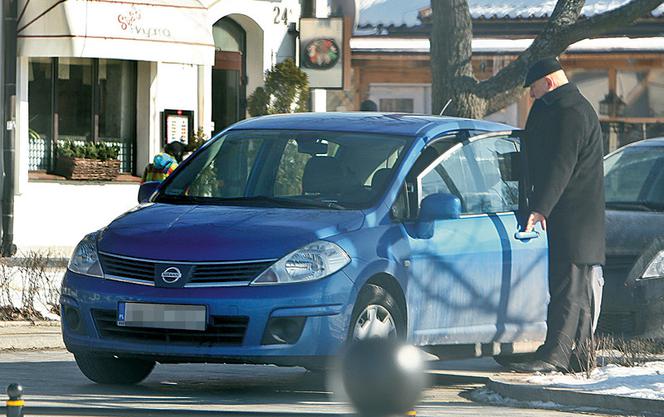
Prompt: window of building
<box><xmin>379</xmin><ymin>98</ymin><xmax>414</xmax><ymax>113</ymax></box>
<box><xmin>28</xmin><ymin>57</ymin><xmax>137</xmax><ymax>175</ymax></box>
<box><xmin>567</xmin><ymin>69</ymin><xmax>609</xmax><ymax>115</ymax></box>
<box><xmin>617</xmin><ymin>69</ymin><xmax>664</xmax><ymax>118</ymax></box>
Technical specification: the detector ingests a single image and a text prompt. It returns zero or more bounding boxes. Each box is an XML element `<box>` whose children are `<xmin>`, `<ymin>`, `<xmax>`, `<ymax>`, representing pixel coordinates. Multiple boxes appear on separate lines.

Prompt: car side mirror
<box><xmin>138</xmin><ymin>181</ymin><xmax>160</xmax><ymax>203</ymax></box>
<box><xmin>420</xmin><ymin>193</ymin><xmax>461</xmax><ymax>221</ymax></box>
<box><xmin>415</xmin><ymin>193</ymin><xmax>461</xmax><ymax>239</ymax></box>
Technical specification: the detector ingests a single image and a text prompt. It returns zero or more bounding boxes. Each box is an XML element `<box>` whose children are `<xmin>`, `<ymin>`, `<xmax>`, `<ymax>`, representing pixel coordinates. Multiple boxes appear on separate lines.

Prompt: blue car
<box><xmin>61</xmin><ymin>113</ymin><xmax>549</xmax><ymax>384</ymax></box>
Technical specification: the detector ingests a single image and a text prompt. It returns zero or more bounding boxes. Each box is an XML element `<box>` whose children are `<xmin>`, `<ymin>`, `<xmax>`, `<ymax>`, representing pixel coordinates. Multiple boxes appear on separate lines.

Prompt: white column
<box><xmin>311</xmin><ymin>0</ymin><xmax>329</xmax><ymax>112</ymax></box>
<box><xmin>15</xmin><ymin>57</ymin><xmax>29</xmax><ymax>195</ymax></box>
<box><xmin>198</xmin><ymin>64</ymin><xmax>213</xmax><ymax>137</ymax></box>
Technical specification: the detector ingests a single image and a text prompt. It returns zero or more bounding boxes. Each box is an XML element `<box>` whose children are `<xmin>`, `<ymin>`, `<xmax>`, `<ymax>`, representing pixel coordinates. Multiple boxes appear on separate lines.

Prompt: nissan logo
<box><xmin>161</xmin><ymin>267</ymin><xmax>182</xmax><ymax>283</ymax></box>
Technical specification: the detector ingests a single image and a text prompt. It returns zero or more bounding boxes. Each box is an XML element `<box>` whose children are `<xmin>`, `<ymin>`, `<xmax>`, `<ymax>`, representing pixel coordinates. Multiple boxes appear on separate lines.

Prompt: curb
<box><xmin>0</xmin><ymin>320</ymin><xmax>59</xmax><ymax>327</ymax></box>
<box><xmin>428</xmin><ymin>371</ymin><xmax>490</xmax><ymax>385</ymax></box>
<box><xmin>0</xmin><ymin>406</ymin><xmax>343</xmax><ymax>416</ymax></box>
<box><xmin>487</xmin><ymin>377</ymin><xmax>664</xmax><ymax>416</ymax></box>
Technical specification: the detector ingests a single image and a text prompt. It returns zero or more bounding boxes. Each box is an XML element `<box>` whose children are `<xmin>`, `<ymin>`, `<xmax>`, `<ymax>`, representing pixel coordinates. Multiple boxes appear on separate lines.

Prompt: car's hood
<box><xmin>606</xmin><ymin>209</ymin><xmax>664</xmax><ymax>256</ymax></box>
<box><xmin>98</xmin><ymin>203</ymin><xmax>365</xmax><ymax>261</ymax></box>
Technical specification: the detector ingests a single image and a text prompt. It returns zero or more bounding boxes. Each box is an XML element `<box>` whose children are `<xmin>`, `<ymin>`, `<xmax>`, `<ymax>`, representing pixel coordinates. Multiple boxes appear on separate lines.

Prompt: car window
<box><xmin>273</xmin><ymin>139</ymin><xmax>339</xmax><ymax>196</ymax></box>
<box><xmin>187</xmin><ymin>136</ymin><xmax>264</xmax><ymax>198</ymax></box>
<box><xmin>605</xmin><ymin>147</ymin><xmax>664</xmax><ymax>204</ymax></box>
<box><xmin>159</xmin><ymin>130</ymin><xmax>412</xmax><ymax>210</ymax></box>
<box><xmin>417</xmin><ymin>136</ymin><xmax>520</xmax><ymax>215</ymax></box>
<box><xmin>468</xmin><ymin>137</ymin><xmax>520</xmax><ymax>213</ymax></box>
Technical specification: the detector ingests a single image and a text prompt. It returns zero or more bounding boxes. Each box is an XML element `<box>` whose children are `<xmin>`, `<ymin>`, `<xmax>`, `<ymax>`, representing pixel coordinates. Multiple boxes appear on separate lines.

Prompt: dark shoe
<box><xmin>493</xmin><ymin>353</ymin><xmax>536</xmax><ymax>368</ymax></box>
<box><xmin>507</xmin><ymin>359</ymin><xmax>560</xmax><ymax>373</ymax></box>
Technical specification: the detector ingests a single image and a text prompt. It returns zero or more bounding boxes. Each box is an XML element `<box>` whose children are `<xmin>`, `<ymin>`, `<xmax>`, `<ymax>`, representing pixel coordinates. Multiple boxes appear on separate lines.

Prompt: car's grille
<box><xmin>190</xmin><ymin>261</ymin><xmax>273</xmax><ymax>285</ymax></box>
<box><xmin>100</xmin><ymin>254</ymin><xmax>154</xmax><ymax>284</ymax></box>
<box><xmin>92</xmin><ymin>309</ymin><xmax>249</xmax><ymax>345</ymax></box>
<box><xmin>596</xmin><ymin>311</ymin><xmax>636</xmax><ymax>337</ymax></box>
<box><xmin>98</xmin><ymin>253</ymin><xmax>274</xmax><ymax>287</ymax></box>
<box><xmin>603</xmin><ymin>255</ymin><xmax>638</xmax><ymax>280</ymax></box>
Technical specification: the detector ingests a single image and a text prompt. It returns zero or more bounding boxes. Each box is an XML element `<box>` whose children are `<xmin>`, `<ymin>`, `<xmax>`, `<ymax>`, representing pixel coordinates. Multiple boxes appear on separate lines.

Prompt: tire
<box><xmin>74</xmin><ymin>353</ymin><xmax>155</xmax><ymax>385</ymax></box>
<box><xmin>348</xmin><ymin>284</ymin><xmax>406</xmax><ymax>342</ymax></box>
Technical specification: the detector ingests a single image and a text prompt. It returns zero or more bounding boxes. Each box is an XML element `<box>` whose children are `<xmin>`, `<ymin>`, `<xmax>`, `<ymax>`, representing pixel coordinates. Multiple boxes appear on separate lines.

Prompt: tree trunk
<box><xmin>431</xmin><ymin>0</ymin><xmax>485</xmax><ymax>118</ymax></box>
<box><xmin>431</xmin><ymin>0</ymin><xmax>664</xmax><ymax>120</ymax></box>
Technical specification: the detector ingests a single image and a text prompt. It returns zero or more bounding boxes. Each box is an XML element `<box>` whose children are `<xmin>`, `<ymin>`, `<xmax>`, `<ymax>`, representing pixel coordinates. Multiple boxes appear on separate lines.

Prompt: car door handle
<box><xmin>514</xmin><ymin>231</ymin><xmax>540</xmax><ymax>240</ymax></box>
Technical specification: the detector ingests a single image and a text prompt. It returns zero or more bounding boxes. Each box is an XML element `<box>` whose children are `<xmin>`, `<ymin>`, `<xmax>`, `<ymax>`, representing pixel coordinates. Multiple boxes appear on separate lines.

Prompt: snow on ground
<box><xmin>1</xmin><ymin>265</ymin><xmax>64</xmax><ymax>321</ymax></box>
<box><xmin>471</xmin><ymin>387</ymin><xmax>604</xmax><ymax>413</ymax></box>
<box><xmin>526</xmin><ymin>362</ymin><xmax>664</xmax><ymax>400</ymax></box>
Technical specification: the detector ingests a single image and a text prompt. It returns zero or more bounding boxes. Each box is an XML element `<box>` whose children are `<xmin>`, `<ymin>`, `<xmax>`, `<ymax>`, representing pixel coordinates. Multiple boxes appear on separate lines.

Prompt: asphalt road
<box><xmin>0</xmin><ymin>350</ymin><xmax>614</xmax><ymax>417</ymax></box>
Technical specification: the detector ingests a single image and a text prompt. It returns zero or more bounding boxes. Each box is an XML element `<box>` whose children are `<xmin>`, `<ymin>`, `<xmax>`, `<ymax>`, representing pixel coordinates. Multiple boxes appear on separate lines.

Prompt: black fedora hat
<box><xmin>524</xmin><ymin>57</ymin><xmax>562</xmax><ymax>87</ymax></box>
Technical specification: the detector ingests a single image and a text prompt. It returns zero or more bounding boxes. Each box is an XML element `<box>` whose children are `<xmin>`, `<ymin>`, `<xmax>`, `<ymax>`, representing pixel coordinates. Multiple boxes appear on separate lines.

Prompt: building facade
<box><xmin>331</xmin><ymin>0</ymin><xmax>664</xmax><ymax>155</ymax></box>
<box><xmin>11</xmin><ymin>0</ymin><xmax>304</xmax><ymax>254</ymax></box>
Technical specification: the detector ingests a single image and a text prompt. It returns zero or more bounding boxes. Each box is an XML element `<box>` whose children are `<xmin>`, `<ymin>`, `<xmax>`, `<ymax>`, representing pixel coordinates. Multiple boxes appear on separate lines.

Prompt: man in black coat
<box><xmin>510</xmin><ymin>58</ymin><xmax>605</xmax><ymax>373</ymax></box>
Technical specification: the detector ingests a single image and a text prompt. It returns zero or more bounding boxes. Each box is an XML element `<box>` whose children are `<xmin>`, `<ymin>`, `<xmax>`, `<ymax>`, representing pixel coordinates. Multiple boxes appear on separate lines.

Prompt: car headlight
<box><xmin>68</xmin><ymin>232</ymin><xmax>104</xmax><ymax>278</ymax></box>
<box><xmin>642</xmin><ymin>250</ymin><xmax>664</xmax><ymax>280</ymax></box>
<box><xmin>252</xmin><ymin>241</ymin><xmax>350</xmax><ymax>285</ymax></box>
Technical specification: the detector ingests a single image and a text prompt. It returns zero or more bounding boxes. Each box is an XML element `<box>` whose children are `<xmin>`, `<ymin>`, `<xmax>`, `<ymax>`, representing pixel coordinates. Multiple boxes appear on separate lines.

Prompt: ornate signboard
<box><xmin>299</xmin><ymin>18</ymin><xmax>345</xmax><ymax>89</ymax></box>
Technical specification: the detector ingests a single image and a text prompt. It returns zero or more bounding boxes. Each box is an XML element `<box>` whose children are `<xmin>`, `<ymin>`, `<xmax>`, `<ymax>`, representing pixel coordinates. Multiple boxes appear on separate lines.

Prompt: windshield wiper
<box><xmin>156</xmin><ymin>194</ymin><xmax>346</xmax><ymax>210</ymax></box>
<box><xmin>221</xmin><ymin>196</ymin><xmax>345</xmax><ymax>210</ymax></box>
<box><xmin>156</xmin><ymin>194</ymin><xmax>205</xmax><ymax>204</ymax></box>
<box><xmin>278</xmin><ymin>198</ymin><xmax>346</xmax><ymax>210</ymax></box>
<box><xmin>605</xmin><ymin>201</ymin><xmax>662</xmax><ymax>212</ymax></box>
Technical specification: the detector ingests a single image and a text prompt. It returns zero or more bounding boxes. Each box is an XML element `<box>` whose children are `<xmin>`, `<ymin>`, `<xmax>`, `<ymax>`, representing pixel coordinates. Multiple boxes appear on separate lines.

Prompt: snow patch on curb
<box><xmin>526</xmin><ymin>362</ymin><xmax>664</xmax><ymax>400</ymax></box>
<box><xmin>471</xmin><ymin>387</ymin><xmax>601</xmax><ymax>413</ymax></box>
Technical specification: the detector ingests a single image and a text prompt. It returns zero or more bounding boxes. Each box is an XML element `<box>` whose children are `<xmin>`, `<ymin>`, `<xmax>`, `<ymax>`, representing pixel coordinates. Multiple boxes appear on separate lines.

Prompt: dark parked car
<box><xmin>601</xmin><ymin>138</ymin><xmax>664</xmax><ymax>339</ymax></box>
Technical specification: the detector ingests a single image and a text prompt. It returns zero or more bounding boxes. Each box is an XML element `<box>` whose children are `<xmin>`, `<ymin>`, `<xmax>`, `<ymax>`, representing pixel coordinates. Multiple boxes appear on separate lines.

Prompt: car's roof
<box><xmin>619</xmin><ymin>137</ymin><xmax>664</xmax><ymax>149</ymax></box>
<box><xmin>229</xmin><ymin>112</ymin><xmax>514</xmax><ymax>138</ymax></box>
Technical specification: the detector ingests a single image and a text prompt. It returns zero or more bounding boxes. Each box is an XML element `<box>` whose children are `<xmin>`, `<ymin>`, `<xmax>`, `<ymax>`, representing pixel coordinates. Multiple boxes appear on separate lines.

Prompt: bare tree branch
<box><xmin>548</xmin><ymin>0</ymin><xmax>585</xmax><ymax>28</ymax></box>
<box><xmin>478</xmin><ymin>0</ymin><xmax>662</xmax><ymax>113</ymax></box>
<box><xmin>565</xmin><ymin>0</ymin><xmax>664</xmax><ymax>41</ymax></box>
<box><xmin>485</xmin><ymin>87</ymin><xmax>527</xmax><ymax>116</ymax></box>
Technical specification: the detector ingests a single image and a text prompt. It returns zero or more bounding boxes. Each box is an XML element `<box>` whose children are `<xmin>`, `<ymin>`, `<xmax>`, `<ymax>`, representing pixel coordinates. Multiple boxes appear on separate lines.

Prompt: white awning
<box><xmin>17</xmin><ymin>0</ymin><xmax>214</xmax><ymax>66</ymax></box>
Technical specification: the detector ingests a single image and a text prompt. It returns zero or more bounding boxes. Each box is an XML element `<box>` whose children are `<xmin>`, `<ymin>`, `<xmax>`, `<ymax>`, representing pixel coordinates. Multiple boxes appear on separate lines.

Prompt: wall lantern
<box><xmin>599</xmin><ymin>92</ymin><xmax>626</xmax><ymax>117</ymax></box>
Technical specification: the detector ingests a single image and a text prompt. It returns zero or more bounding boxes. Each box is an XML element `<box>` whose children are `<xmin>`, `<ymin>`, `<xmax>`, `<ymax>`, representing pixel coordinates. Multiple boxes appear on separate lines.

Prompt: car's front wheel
<box><xmin>74</xmin><ymin>353</ymin><xmax>155</xmax><ymax>385</ymax></box>
<box><xmin>349</xmin><ymin>284</ymin><xmax>405</xmax><ymax>341</ymax></box>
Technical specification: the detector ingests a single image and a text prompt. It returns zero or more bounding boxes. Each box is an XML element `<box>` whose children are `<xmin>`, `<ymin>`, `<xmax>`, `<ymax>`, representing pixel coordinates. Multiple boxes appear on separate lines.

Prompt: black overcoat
<box><xmin>524</xmin><ymin>83</ymin><xmax>605</xmax><ymax>265</ymax></box>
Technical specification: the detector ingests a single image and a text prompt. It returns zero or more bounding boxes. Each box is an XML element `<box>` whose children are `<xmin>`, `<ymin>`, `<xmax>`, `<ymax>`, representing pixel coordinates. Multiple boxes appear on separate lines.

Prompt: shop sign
<box><xmin>117</xmin><ymin>6</ymin><xmax>173</xmax><ymax>39</ymax></box>
<box><xmin>299</xmin><ymin>18</ymin><xmax>346</xmax><ymax>89</ymax></box>
<box><xmin>162</xmin><ymin>110</ymin><xmax>194</xmax><ymax>146</ymax></box>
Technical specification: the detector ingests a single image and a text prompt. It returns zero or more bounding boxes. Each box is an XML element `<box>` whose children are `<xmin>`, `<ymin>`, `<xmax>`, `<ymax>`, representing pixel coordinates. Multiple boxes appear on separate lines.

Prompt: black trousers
<box><xmin>538</xmin><ymin>261</ymin><xmax>594</xmax><ymax>369</ymax></box>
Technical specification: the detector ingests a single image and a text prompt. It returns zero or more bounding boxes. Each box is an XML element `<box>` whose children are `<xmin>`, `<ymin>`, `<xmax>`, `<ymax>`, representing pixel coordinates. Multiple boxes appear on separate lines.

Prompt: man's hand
<box><xmin>526</xmin><ymin>211</ymin><xmax>547</xmax><ymax>232</ymax></box>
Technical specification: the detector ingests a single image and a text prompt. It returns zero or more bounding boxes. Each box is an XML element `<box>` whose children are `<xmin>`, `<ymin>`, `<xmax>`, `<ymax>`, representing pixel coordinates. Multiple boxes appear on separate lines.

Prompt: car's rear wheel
<box><xmin>349</xmin><ymin>284</ymin><xmax>405</xmax><ymax>341</ymax></box>
<box><xmin>74</xmin><ymin>353</ymin><xmax>155</xmax><ymax>385</ymax></box>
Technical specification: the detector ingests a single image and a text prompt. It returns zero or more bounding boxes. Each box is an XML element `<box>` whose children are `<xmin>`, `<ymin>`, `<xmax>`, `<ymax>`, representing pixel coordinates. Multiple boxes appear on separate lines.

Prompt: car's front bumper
<box><xmin>61</xmin><ymin>270</ymin><xmax>356</xmax><ymax>366</ymax></box>
<box><xmin>599</xmin><ymin>269</ymin><xmax>664</xmax><ymax>339</ymax></box>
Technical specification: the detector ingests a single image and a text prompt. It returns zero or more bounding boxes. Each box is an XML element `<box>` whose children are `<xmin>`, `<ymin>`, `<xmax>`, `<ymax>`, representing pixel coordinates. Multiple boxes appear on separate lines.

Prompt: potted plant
<box><xmin>55</xmin><ymin>141</ymin><xmax>121</xmax><ymax>181</ymax></box>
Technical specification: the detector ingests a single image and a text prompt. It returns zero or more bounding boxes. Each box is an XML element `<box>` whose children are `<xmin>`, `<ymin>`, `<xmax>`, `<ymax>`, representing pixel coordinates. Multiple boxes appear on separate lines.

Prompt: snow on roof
<box><xmin>358</xmin><ymin>0</ymin><xmax>664</xmax><ymax>27</ymax></box>
<box><xmin>351</xmin><ymin>36</ymin><xmax>664</xmax><ymax>54</ymax></box>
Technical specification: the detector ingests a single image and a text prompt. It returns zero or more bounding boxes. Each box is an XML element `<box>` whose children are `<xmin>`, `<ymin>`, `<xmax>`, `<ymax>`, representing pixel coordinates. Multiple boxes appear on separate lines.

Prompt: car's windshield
<box><xmin>604</xmin><ymin>145</ymin><xmax>664</xmax><ymax>211</ymax></box>
<box><xmin>157</xmin><ymin>129</ymin><xmax>413</xmax><ymax>210</ymax></box>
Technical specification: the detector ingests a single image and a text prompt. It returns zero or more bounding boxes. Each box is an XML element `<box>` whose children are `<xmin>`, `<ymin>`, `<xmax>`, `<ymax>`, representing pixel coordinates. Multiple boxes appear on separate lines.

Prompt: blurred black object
<box><xmin>341</xmin><ymin>338</ymin><xmax>426</xmax><ymax>417</ymax></box>
<box><xmin>360</xmin><ymin>100</ymin><xmax>378</xmax><ymax>112</ymax></box>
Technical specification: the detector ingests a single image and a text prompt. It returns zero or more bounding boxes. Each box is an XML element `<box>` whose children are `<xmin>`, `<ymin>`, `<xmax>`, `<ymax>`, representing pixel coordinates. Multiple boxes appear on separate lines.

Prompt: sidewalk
<box><xmin>0</xmin><ymin>320</ymin><xmax>64</xmax><ymax>350</ymax></box>
<box><xmin>425</xmin><ymin>356</ymin><xmax>664</xmax><ymax>416</ymax></box>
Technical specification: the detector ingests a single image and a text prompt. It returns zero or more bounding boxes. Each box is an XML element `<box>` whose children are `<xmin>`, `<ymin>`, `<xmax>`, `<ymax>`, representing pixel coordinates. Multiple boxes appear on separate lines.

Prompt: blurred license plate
<box><xmin>117</xmin><ymin>302</ymin><xmax>206</xmax><ymax>331</ymax></box>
